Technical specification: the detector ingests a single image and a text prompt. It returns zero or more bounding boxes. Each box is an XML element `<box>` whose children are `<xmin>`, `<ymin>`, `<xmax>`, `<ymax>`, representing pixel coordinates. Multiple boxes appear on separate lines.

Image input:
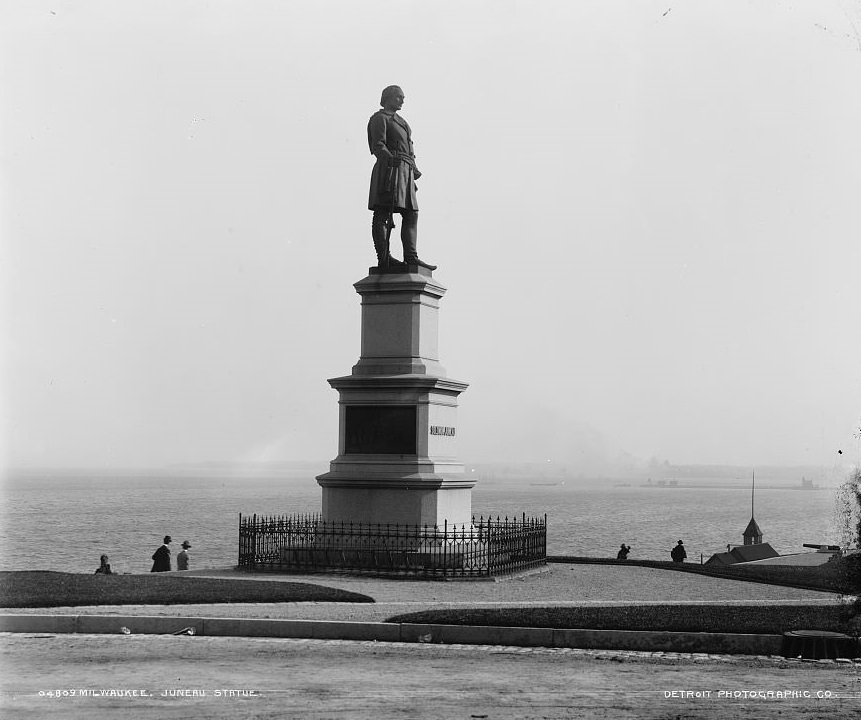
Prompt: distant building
<box><xmin>742</xmin><ymin>517</ymin><xmax>763</xmax><ymax>545</ymax></box>
<box><xmin>705</xmin><ymin>550</ymin><xmax>734</xmax><ymax>566</ymax></box>
<box><xmin>705</xmin><ymin>542</ymin><xmax>779</xmax><ymax>566</ymax></box>
<box><xmin>741</xmin><ymin>548</ymin><xmax>838</xmax><ymax>566</ymax></box>
<box><xmin>705</xmin><ymin>477</ymin><xmax>778</xmax><ymax>565</ymax></box>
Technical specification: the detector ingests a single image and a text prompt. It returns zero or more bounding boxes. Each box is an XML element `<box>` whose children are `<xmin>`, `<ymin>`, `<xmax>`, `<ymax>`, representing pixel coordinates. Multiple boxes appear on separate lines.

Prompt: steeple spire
<box><xmin>743</xmin><ymin>470</ymin><xmax>763</xmax><ymax>545</ymax></box>
<box><xmin>751</xmin><ymin>470</ymin><xmax>755</xmax><ymax>519</ymax></box>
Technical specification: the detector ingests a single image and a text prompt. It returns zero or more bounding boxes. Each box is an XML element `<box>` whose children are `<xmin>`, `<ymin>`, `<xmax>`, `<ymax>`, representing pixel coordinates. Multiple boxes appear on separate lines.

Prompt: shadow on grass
<box><xmin>0</xmin><ymin>571</ymin><xmax>374</xmax><ymax>608</ymax></box>
<box><xmin>548</xmin><ymin>554</ymin><xmax>861</xmax><ymax>595</ymax></box>
<box><xmin>386</xmin><ymin>603</ymin><xmax>854</xmax><ymax>634</ymax></box>
<box><xmin>388</xmin><ymin>555</ymin><xmax>861</xmax><ymax>635</ymax></box>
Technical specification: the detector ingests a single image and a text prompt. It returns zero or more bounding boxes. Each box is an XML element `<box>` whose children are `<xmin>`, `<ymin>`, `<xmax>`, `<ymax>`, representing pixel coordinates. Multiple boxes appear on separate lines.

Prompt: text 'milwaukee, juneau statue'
<box><xmin>368</xmin><ymin>85</ymin><xmax>436</xmax><ymax>271</ymax></box>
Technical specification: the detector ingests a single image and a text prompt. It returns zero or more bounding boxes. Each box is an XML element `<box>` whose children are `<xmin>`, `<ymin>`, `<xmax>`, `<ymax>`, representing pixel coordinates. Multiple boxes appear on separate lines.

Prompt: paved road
<box><xmin>2</xmin><ymin>633</ymin><xmax>859</xmax><ymax>720</ymax></box>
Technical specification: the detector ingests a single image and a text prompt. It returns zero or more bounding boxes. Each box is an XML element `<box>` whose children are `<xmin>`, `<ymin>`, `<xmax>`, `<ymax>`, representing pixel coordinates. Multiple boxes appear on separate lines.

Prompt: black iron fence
<box><xmin>238</xmin><ymin>513</ymin><xmax>547</xmax><ymax>578</ymax></box>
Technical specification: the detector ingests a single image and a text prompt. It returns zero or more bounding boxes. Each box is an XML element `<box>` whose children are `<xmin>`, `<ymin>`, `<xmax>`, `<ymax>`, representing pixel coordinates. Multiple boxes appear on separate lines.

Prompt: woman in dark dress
<box><xmin>151</xmin><ymin>535</ymin><xmax>172</xmax><ymax>572</ymax></box>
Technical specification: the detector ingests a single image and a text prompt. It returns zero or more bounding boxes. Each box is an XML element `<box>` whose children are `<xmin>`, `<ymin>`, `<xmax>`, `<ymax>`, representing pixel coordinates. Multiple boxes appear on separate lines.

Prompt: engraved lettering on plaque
<box><xmin>429</xmin><ymin>425</ymin><xmax>456</xmax><ymax>436</ymax></box>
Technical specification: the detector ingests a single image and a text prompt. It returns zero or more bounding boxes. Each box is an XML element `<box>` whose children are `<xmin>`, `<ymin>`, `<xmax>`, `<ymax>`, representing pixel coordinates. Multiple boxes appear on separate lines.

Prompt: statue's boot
<box><xmin>372</xmin><ymin>212</ymin><xmax>409</xmax><ymax>269</ymax></box>
<box><xmin>405</xmin><ymin>257</ymin><xmax>437</xmax><ymax>271</ymax></box>
<box><xmin>372</xmin><ymin>223</ymin><xmax>391</xmax><ymax>268</ymax></box>
<box><xmin>375</xmin><ymin>245</ymin><xmax>407</xmax><ymax>270</ymax></box>
<box><xmin>400</xmin><ymin>213</ymin><xmax>436</xmax><ymax>271</ymax></box>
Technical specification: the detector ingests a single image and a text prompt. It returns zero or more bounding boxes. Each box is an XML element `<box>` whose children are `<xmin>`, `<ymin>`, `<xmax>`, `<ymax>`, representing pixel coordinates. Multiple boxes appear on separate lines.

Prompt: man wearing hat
<box><xmin>151</xmin><ymin>535</ymin><xmax>172</xmax><ymax>572</ymax></box>
<box><xmin>176</xmin><ymin>541</ymin><xmax>192</xmax><ymax>571</ymax></box>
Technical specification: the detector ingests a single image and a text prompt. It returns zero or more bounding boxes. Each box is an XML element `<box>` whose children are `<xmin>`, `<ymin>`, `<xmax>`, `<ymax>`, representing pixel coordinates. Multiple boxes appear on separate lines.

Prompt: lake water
<box><xmin>0</xmin><ymin>469</ymin><xmax>846</xmax><ymax>574</ymax></box>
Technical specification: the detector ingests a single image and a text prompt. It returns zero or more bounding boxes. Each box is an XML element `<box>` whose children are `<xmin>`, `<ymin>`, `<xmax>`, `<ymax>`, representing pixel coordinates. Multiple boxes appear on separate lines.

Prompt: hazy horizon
<box><xmin>2</xmin><ymin>458</ymin><xmax>851</xmax><ymax>489</ymax></box>
<box><xmin>3</xmin><ymin>1</ymin><xmax>861</xmax><ymax>475</ymax></box>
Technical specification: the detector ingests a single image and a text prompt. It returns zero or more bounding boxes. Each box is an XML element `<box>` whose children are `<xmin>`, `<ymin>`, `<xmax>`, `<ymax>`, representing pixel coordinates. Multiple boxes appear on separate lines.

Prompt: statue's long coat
<box><xmin>367</xmin><ymin>109</ymin><xmax>420</xmax><ymax>212</ymax></box>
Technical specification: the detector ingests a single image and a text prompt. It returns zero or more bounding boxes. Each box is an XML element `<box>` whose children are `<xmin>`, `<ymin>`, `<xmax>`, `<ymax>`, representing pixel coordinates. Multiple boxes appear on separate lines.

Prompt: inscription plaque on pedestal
<box><xmin>344</xmin><ymin>405</ymin><xmax>417</xmax><ymax>455</ymax></box>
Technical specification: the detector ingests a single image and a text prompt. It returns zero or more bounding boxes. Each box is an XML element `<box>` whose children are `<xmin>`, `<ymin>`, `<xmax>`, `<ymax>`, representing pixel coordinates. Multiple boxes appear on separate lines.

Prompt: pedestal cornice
<box><xmin>317</xmin><ymin>473</ymin><xmax>475</xmax><ymax>490</ymax></box>
<box><xmin>328</xmin><ymin>374</ymin><xmax>469</xmax><ymax>393</ymax></box>
<box><xmin>355</xmin><ymin>269</ymin><xmax>447</xmax><ymax>299</ymax></box>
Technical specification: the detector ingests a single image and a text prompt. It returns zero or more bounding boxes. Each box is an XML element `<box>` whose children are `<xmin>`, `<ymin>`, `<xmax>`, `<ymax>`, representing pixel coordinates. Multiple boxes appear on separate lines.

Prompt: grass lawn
<box><xmin>550</xmin><ymin>554</ymin><xmax>861</xmax><ymax>595</ymax></box>
<box><xmin>386</xmin><ymin>603</ymin><xmax>855</xmax><ymax>635</ymax></box>
<box><xmin>0</xmin><ymin>571</ymin><xmax>374</xmax><ymax>608</ymax></box>
<box><xmin>389</xmin><ymin>555</ymin><xmax>861</xmax><ymax>634</ymax></box>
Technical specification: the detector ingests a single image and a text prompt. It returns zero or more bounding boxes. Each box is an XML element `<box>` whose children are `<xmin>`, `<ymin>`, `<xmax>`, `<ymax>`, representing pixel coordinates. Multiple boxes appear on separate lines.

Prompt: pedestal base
<box><xmin>320</xmin><ymin>483</ymin><xmax>473</xmax><ymax>527</ymax></box>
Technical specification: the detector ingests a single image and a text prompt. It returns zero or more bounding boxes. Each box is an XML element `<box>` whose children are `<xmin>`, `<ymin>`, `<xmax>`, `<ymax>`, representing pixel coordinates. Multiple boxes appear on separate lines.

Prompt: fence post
<box><xmin>446</xmin><ymin>519</ymin><xmax>451</xmax><ymax>575</ymax></box>
<box><xmin>252</xmin><ymin>513</ymin><xmax>257</xmax><ymax>569</ymax></box>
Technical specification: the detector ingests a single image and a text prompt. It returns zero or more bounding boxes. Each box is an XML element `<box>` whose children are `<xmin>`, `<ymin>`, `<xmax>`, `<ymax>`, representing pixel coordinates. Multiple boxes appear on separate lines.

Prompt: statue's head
<box><xmin>380</xmin><ymin>85</ymin><xmax>404</xmax><ymax>109</ymax></box>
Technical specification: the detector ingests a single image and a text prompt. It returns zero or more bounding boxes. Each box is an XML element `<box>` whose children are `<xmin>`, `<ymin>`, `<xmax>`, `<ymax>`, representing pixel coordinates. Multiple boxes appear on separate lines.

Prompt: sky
<box><xmin>2</xmin><ymin>0</ymin><xmax>861</xmax><ymax>475</ymax></box>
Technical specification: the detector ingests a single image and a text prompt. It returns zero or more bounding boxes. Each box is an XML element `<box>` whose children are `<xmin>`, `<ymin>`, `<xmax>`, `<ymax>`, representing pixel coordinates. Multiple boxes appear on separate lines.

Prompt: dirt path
<box><xmin>2</xmin><ymin>634</ymin><xmax>858</xmax><ymax>719</ymax></box>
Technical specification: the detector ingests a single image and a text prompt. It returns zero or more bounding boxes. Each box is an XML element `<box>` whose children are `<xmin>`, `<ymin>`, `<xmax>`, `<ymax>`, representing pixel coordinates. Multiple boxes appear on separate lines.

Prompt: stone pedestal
<box><xmin>316</xmin><ymin>265</ymin><xmax>473</xmax><ymax>527</ymax></box>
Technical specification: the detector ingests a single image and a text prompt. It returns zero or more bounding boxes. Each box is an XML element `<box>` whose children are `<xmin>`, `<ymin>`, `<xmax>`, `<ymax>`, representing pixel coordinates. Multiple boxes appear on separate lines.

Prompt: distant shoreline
<box><xmin>639</xmin><ymin>484</ymin><xmax>819</xmax><ymax>491</ymax></box>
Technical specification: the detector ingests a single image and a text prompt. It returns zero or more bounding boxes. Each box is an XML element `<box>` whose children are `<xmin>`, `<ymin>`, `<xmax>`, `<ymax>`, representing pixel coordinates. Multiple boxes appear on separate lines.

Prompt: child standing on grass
<box><xmin>177</xmin><ymin>541</ymin><xmax>191</xmax><ymax>571</ymax></box>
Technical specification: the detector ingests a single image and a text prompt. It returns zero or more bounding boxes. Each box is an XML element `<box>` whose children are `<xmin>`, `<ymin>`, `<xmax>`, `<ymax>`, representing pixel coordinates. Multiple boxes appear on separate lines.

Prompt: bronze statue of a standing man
<box><xmin>367</xmin><ymin>86</ymin><xmax>436</xmax><ymax>271</ymax></box>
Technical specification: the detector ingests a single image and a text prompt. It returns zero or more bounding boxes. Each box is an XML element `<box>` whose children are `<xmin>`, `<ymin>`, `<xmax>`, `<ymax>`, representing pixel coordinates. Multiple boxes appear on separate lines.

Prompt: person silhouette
<box><xmin>151</xmin><ymin>535</ymin><xmax>172</xmax><ymax>572</ymax></box>
<box><xmin>176</xmin><ymin>540</ymin><xmax>191</xmax><ymax>571</ymax></box>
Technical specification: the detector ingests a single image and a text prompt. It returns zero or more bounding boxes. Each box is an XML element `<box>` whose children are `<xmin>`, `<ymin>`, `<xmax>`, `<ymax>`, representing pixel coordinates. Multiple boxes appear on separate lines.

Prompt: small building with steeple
<box><xmin>742</xmin><ymin>517</ymin><xmax>763</xmax><ymax>545</ymax></box>
<box><xmin>705</xmin><ymin>472</ymin><xmax>778</xmax><ymax>566</ymax></box>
